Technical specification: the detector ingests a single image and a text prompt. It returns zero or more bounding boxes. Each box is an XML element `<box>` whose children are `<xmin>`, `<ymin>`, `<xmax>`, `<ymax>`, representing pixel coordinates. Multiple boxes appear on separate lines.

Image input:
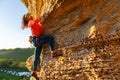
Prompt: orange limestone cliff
<box><xmin>21</xmin><ymin>0</ymin><xmax>120</xmax><ymax>80</ymax></box>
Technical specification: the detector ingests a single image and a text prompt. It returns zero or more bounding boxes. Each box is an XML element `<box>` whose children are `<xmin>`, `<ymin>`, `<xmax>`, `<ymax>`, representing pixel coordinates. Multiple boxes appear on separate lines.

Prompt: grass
<box><xmin>0</xmin><ymin>73</ymin><xmax>17</xmax><ymax>80</ymax></box>
<box><xmin>0</xmin><ymin>72</ymin><xmax>21</xmax><ymax>80</ymax></box>
<box><xmin>0</xmin><ymin>73</ymin><xmax>29</xmax><ymax>80</ymax></box>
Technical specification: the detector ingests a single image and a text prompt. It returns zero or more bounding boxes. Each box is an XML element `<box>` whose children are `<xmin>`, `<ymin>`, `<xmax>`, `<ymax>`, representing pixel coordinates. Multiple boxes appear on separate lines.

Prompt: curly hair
<box><xmin>21</xmin><ymin>13</ymin><xmax>32</xmax><ymax>29</ymax></box>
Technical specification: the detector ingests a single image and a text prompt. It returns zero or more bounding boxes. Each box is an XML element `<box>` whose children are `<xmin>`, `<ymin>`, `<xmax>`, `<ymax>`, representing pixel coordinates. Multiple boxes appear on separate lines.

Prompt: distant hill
<box><xmin>0</xmin><ymin>48</ymin><xmax>34</xmax><ymax>62</ymax></box>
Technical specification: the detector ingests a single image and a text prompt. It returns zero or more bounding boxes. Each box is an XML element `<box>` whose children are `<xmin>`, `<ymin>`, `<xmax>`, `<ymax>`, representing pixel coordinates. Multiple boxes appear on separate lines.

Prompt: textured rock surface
<box><xmin>21</xmin><ymin>0</ymin><xmax>120</xmax><ymax>80</ymax></box>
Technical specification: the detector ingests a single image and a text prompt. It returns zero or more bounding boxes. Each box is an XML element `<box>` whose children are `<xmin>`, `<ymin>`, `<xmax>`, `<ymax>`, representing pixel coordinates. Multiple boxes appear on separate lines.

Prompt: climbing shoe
<box><xmin>31</xmin><ymin>71</ymin><xmax>37</xmax><ymax>77</ymax></box>
<box><xmin>51</xmin><ymin>51</ymin><xmax>63</xmax><ymax>58</ymax></box>
<box><xmin>31</xmin><ymin>71</ymin><xmax>39</xmax><ymax>80</ymax></box>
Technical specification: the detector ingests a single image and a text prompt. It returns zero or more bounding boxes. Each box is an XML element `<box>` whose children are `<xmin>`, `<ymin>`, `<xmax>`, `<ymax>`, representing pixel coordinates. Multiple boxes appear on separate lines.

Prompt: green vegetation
<box><xmin>0</xmin><ymin>48</ymin><xmax>34</xmax><ymax>61</ymax></box>
<box><xmin>0</xmin><ymin>48</ymin><xmax>34</xmax><ymax>69</ymax></box>
<box><xmin>0</xmin><ymin>72</ymin><xmax>22</xmax><ymax>80</ymax></box>
<box><xmin>0</xmin><ymin>48</ymin><xmax>34</xmax><ymax>79</ymax></box>
<box><xmin>0</xmin><ymin>72</ymin><xmax>29</xmax><ymax>80</ymax></box>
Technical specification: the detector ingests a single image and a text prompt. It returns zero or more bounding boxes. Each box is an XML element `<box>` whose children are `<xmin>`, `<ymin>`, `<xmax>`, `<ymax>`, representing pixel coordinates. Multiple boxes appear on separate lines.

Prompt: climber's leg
<box><xmin>39</xmin><ymin>35</ymin><xmax>54</xmax><ymax>51</ymax></box>
<box><xmin>32</xmin><ymin>46</ymin><xmax>42</xmax><ymax>78</ymax></box>
<box><xmin>47</xmin><ymin>35</ymin><xmax>54</xmax><ymax>51</ymax></box>
<box><xmin>33</xmin><ymin>46</ymin><xmax>42</xmax><ymax>71</ymax></box>
<box><xmin>44</xmin><ymin>35</ymin><xmax>63</xmax><ymax>57</ymax></box>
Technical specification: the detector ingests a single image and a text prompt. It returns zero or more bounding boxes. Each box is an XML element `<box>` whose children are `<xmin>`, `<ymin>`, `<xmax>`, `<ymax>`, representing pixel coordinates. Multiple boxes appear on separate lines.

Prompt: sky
<box><xmin>0</xmin><ymin>0</ymin><xmax>31</xmax><ymax>49</ymax></box>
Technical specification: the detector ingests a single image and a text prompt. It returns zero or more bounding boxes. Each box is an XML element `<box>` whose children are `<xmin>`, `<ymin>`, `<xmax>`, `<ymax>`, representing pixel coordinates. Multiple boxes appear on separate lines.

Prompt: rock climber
<box><xmin>21</xmin><ymin>13</ymin><xmax>62</xmax><ymax>78</ymax></box>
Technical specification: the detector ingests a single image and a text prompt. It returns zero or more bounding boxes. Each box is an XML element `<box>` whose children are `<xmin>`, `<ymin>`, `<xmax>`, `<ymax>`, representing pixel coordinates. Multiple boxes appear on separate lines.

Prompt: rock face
<box><xmin>21</xmin><ymin>0</ymin><xmax>120</xmax><ymax>80</ymax></box>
